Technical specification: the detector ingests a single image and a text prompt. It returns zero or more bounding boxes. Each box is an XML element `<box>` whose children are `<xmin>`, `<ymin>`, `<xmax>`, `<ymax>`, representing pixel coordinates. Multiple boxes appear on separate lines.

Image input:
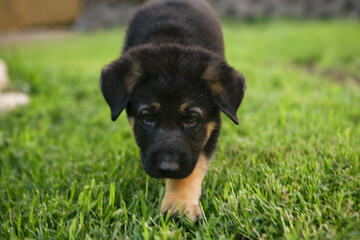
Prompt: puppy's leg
<box><xmin>160</xmin><ymin>154</ymin><xmax>209</xmax><ymax>221</ymax></box>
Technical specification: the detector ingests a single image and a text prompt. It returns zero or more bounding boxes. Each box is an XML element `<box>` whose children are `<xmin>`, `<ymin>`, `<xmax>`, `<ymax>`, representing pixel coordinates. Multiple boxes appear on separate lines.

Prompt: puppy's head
<box><xmin>100</xmin><ymin>44</ymin><xmax>246</xmax><ymax>178</ymax></box>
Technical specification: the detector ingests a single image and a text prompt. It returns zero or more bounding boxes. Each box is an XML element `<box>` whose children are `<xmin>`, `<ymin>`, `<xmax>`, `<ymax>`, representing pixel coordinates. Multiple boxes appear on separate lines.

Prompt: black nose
<box><xmin>157</xmin><ymin>152</ymin><xmax>180</xmax><ymax>172</ymax></box>
<box><xmin>159</xmin><ymin>160</ymin><xmax>179</xmax><ymax>171</ymax></box>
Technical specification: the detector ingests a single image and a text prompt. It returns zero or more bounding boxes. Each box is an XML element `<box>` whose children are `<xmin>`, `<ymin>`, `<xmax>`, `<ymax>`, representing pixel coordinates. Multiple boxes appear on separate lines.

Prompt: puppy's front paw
<box><xmin>161</xmin><ymin>196</ymin><xmax>203</xmax><ymax>221</ymax></box>
<box><xmin>160</xmin><ymin>155</ymin><xmax>208</xmax><ymax>222</ymax></box>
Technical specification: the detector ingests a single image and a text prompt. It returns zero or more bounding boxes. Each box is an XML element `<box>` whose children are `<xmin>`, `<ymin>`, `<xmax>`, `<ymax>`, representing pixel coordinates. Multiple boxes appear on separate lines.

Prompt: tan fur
<box><xmin>160</xmin><ymin>154</ymin><xmax>209</xmax><ymax>221</ymax></box>
<box><xmin>202</xmin><ymin>62</ymin><xmax>224</xmax><ymax>97</ymax></box>
<box><xmin>205</xmin><ymin>121</ymin><xmax>216</xmax><ymax>144</ymax></box>
<box><xmin>151</xmin><ymin>102</ymin><xmax>160</xmax><ymax>110</ymax></box>
<box><xmin>179</xmin><ymin>102</ymin><xmax>189</xmax><ymax>112</ymax></box>
<box><xmin>125</xmin><ymin>61</ymin><xmax>142</xmax><ymax>91</ymax></box>
<box><xmin>128</xmin><ymin>117</ymin><xmax>135</xmax><ymax>129</ymax></box>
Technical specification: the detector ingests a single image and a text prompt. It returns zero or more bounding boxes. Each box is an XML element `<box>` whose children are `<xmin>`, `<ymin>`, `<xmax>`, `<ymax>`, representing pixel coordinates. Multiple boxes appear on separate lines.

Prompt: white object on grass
<box><xmin>0</xmin><ymin>59</ymin><xmax>30</xmax><ymax>113</ymax></box>
<box><xmin>0</xmin><ymin>93</ymin><xmax>30</xmax><ymax>113</ymax></box>
<box><xmin>0</xmin><ymin>60</ymin><xmax>8</xmax><ymax>92</ymax></box>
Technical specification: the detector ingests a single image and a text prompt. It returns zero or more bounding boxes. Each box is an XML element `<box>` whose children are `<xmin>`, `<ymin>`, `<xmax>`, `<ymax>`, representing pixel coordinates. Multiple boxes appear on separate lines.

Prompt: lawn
<box><xmin>0</xmin><ymin>20</ymin><xmax>360</xmax><ymax>239</ymax></box>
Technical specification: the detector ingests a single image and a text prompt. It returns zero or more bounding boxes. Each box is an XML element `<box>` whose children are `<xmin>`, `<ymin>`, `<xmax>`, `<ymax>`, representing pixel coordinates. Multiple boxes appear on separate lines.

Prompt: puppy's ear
<box><xmin>202</xmin><ymin>59</ymin><xmax>246</xmax><ymax>124</ymax></box>
<box><xmin>100</xmin><ymin>56</ymin><xmax>142</xmax><ymax>121</ymax></box>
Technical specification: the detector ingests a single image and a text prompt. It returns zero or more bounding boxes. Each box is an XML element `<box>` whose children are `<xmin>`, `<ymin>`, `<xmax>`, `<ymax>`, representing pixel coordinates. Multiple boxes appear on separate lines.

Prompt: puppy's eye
<box><xmin>139</xmin><ymin>110</ymin><xmax>155</xmax><ymax>126</ymax></box>
<box><xmin>184</xmin><ymin>113</ymin><xmax>201</xmax><ymax>128</ymax></box>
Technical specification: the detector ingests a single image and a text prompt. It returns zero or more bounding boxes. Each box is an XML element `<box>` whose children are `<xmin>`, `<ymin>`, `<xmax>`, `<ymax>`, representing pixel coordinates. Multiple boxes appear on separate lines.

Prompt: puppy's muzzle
<box><xmin>145</xmin><ymin>148</ymin><xmax>191</xmax><ymax>178</ymax></box>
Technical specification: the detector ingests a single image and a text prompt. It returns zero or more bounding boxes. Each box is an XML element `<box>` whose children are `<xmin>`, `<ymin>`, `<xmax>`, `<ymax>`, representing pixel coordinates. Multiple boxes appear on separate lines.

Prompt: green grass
<box><xmin>1</xmin><ymin>20</ymin><xmax>360</xmax><ymax>239</ymax></box>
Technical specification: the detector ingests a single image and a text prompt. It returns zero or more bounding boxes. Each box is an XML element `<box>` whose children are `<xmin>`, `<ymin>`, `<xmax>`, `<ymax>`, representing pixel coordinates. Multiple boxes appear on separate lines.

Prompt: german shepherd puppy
<box><xmin>100</xmin><ymin>0</ymin><xmax>246</xmax><ymax>221</ymax></box>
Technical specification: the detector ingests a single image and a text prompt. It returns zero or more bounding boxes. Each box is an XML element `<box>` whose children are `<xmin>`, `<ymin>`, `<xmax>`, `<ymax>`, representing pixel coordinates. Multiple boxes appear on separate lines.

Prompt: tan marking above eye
<box><xmin>180</xmin><ymin>103</ymin><xmax>203</xmax><ymax>117</ymax></box>
<box><xmin>151</xmin><ymin>102</ymin><xmax>160</xmax><ymax>109</ymax></box>
<box><xmin>138</xmin><ymin>103</ymin><xmax>160</xmax><ymax>113</ymax></box>
<box><xmin>179</xmin><ymin>102</ymin><xmax>189</xmax><ymax>112</ymax></box>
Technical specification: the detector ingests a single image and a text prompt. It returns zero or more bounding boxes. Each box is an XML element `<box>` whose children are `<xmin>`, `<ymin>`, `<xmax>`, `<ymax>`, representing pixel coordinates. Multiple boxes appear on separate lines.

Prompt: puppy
<box><xmin>100</xmin><ymin>0</ymin><xmax>246</xmax><ymax>221</ymax></box>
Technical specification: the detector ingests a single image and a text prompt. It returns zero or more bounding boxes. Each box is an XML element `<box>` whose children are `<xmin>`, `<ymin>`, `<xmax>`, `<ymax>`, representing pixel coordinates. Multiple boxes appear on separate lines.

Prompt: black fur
<box><xmin>123</xmin><ymin>0</ymin><xmax>224</xmax><ymax>56</ymax></box>
<box><xmin>100</xmin><ymin>0</ymin><xmax>246</xmax><ymax>179</ymax></box>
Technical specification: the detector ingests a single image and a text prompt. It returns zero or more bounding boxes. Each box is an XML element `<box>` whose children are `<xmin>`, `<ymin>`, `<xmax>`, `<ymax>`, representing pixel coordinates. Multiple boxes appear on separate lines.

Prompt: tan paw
<box><xmin>161</xmin><ymin>199</ymin><xmax>203</xmax><ymax>221</ymax></box>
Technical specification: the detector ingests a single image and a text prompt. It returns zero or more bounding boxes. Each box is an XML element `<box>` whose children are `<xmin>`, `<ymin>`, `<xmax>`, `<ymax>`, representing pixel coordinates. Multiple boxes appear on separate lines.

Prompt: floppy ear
<box><xmin>202</xmin><ymin>59</ymin><xmax>246</xmax><ymax>124</ymax></box>
<box><xmin>100</xmin><ymin>56</ymin><xmax>142</xmax><ymax>121</ymax></box>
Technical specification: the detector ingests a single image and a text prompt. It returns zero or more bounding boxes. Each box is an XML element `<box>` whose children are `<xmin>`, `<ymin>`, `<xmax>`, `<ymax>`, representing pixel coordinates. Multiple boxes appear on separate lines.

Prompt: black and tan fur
<box><xmin>100</xmin><ymin>0</ymin><xmax>246</xmax><ymax>221</ymax></box>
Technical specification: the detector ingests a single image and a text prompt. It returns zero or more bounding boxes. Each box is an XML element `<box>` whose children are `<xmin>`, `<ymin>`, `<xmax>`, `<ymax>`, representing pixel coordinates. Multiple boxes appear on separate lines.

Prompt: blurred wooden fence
<box><xmin>1</xmin><ymin>0</ymin><xmax>358</xmax><ymax>32</ymax></box>
<box><xmin>0</xmin><ymin>0</ymin><xmax>84</xmax><ymax>32</ymax></box>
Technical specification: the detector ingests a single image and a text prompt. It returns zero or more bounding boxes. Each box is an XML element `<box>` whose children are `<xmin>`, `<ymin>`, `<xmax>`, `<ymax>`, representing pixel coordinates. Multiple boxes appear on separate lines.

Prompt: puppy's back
<box><xmin>123</xmin><ymin>0</ymin><xmax>224</xmax><ymax>57</ymax></box>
